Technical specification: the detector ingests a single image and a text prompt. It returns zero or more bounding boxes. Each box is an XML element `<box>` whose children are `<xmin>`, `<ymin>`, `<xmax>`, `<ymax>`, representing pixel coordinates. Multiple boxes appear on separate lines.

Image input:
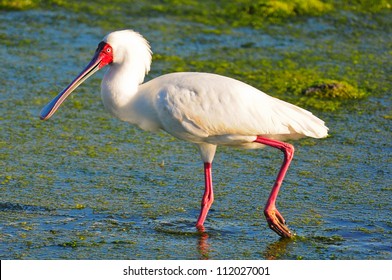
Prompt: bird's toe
<box><xmin>264</xmin><ymin>209</ymin><xmax>294</xmax><ymax>238</ymax></box>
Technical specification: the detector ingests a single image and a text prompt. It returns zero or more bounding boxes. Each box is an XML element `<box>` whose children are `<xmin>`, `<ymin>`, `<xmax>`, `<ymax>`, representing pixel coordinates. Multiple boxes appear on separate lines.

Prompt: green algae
<box><xmin>0</xmin><ymin>0</ymin><xmax>38</xmax><ymax>10</ymax></box>
<box><xmin>4</xmin><ymin>0</ymin><xmax>391</xmax><ymax>24</ymax></box>
<box><xmin>302</xmin><ymin>80</ymin><xmax>366</xmax><ymax>100</ymax></box>
<box><xmin>144</xmin><ymin>0</ymin><xmax>333</xmax><ymax>28</ymax></box>
<box><xmin>298</xmin><ymin>80</ymin><xmax>367</xmax><ymax>111</ymax></box>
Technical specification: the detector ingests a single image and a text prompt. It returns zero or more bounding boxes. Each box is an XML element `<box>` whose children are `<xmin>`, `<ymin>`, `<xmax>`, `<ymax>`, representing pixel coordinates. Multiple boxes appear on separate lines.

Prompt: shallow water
<box><xmin>1</xmin><ymin>8</ymin><xmax>391</xmax><ymax>259</ymax></box>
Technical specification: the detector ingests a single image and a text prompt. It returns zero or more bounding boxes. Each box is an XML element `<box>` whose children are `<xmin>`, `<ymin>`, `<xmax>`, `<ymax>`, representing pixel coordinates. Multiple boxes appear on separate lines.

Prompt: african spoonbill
<box><xmin>40</xmin><ymin>30</ymin><xmax>328</xmax><ymax>238</ymax></box>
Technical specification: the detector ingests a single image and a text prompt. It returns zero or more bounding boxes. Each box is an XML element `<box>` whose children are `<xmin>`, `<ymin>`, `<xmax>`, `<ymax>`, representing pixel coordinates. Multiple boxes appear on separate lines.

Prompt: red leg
<box><xmin>254</xmin><ymin>136</ymin><xmax>294</xmax><ymax>238</ymax></box>
<box><xmin>196</xmin><ymin>162</ymin><xmax>214</xmax><ymax>231</ymax></box>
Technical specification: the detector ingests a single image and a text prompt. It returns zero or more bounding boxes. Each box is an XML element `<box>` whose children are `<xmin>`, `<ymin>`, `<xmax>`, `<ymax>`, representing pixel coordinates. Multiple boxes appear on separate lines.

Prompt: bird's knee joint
<box><xmin>283</xmin><ymin>143</ymin><xmax>295</xmax><ymax>158</ymax></box>
<box><xmin>201</xmin><ymin>197</ymin><xmax>214</xmax><ymax>208</ymax></box>
<box><xmin>281</xmin><ymin>143</ymin><xmax>294</xmax><ymax>159</ymax></box>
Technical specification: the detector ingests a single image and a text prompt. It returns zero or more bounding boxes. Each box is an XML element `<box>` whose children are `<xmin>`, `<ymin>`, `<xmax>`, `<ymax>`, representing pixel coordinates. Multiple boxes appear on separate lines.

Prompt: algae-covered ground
<box><xmin>0</xmin><ymin>0</ymin><xmax>391</xmax><ymax>259</ymax></box>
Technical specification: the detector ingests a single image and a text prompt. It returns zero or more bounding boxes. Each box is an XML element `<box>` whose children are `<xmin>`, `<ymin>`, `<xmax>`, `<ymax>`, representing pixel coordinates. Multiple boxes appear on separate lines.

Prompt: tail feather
<box><xmin>272</xmin><ymin>98</ymin><xmax>329</xmax><ymax>140</ymax></box>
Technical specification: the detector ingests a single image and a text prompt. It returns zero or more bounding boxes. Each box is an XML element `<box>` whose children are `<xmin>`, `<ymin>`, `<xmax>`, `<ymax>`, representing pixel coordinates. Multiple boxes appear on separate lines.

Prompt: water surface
<box><xmin>1</xmin><ymin>7</ymin><xmax>391</xmax><ymax>259</ymax></box>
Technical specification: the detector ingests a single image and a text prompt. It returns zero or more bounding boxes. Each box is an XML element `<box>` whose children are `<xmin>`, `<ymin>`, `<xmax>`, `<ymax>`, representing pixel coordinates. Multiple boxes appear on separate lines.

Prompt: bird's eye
<box><xmin>106</xmin><ymin>48</ymin><xmax>111</xmax><ymax>53</ymax></box>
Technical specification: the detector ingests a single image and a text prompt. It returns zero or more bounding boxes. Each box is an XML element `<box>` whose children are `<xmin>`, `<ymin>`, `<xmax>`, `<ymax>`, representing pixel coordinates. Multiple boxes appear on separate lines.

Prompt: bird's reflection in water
<box><xmin>196</xmin><ymin>227</ymin><xmax>294</xmax><ymax>260</ymax></box>
<box><xmin>154</xmin><ymin>219</ymin><xmax>212</xmax><ymax>259</ymax></box>
<box><xmin>263</xmin><ymin>237</ymin><xmax>293</xmax><ymax>260</ymax></box>
<box><xmin>157</xmin><ymin>220</ymin><xmax>295</xmax><ymax>259</ymax></box>
<box><xmin>196</xmin><ymin>226</ymin><xmax>210</xmax><ymax>259</ymax></box>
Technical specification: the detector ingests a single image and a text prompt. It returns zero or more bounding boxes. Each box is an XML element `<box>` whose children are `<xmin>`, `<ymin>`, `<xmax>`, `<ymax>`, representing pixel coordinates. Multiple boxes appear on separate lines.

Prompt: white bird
<box><xmin>40</xmin><ymin>30</ymin><xmax>328</xmax><ymax>238</ymax></box>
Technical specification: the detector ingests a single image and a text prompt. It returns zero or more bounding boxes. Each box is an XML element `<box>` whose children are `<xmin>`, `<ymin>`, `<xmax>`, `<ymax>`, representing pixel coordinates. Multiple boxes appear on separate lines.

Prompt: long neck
<box><xmin>100</xmin><ymin>63</ymin><xmax>141</xmax><ymax>119</ymax></box>
<box><xmin>100</xmin><ymin>63</ymin><xmax>161</xmax><ymax>132</ymax></box>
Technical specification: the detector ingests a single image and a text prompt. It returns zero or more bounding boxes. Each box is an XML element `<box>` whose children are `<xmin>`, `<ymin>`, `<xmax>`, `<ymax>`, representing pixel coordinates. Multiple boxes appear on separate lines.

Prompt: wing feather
<box><xmin>153</xmin><ymin>73</ymin><xmax>328</xmax><ymax>143</ymax></box>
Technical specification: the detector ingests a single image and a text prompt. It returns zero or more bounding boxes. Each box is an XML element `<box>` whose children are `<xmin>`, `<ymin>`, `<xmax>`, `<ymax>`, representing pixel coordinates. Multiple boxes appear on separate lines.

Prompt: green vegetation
<box><xmin>302</xmin><ymin>80</ymin><xmax>366</xmax><ymax>100</ymax></box>
<box><xmin>2</xmin><ymin>0</ymin><xmax>391</xmax><ymax>21</ymax></box>
<box><xmin>148</xmin><ymin>0</ymin><xmax>334</xmax><ymax>27</ymax></box>
<box><xmin>0</xmin><ymin>0</ymin><xmax>38</xmax><ymax>10</ymax></box>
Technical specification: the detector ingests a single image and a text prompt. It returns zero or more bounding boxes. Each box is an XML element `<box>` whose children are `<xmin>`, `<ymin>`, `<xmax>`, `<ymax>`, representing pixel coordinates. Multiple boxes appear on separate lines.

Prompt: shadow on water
<box><xmin>154</xmin><ymin>219</ymin><xmax>312</xmax><ymax>260</ymax></box>
<box><xmin>0</xmin><ymin>202</ymin><xmax>51</xmax><ymax>213</ymax></box>
<box><xmin>263</xmin><ymin>234</ymin><xmax>345</xmax><ymax>260</ymax></box>
<box><xmin>264</xmin><ymin>237</ymin><xmax>294</xmax><ymax>260</ymax></box>
<box><xmin>146</xmin><ymin>217</ymin><xmax>349</xmax><ymax>260</ymax></box>
<box><xmin>153</xmin><ymin>218</ymin><xmax>212</xmax><ymax>259</ymax></box>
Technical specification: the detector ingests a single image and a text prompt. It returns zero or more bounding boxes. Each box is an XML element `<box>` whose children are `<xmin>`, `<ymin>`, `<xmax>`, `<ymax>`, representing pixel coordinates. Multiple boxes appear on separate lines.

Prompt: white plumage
<box><xmin>40</xmin><ymin>30</ymin><xmax>328</xmax><ymax>238</ymax></box>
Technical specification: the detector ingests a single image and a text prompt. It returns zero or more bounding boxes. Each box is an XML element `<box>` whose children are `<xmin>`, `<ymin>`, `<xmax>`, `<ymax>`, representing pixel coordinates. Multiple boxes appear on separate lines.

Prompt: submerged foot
<box><xmin>196</xmin><ymin>223</ymin><xmax>206</xmax><ymax>233</ymax></box>
<box><xmin>264</xmin><ymin>208</ymin><xmax>294</xmax><ymax>238</ymax></box>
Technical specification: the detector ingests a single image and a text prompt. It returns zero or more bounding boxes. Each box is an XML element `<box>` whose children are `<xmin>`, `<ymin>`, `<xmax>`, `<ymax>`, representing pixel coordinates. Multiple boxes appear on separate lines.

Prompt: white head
<box><xmin>40</xmin><ymin>29</ymin><xmax>152</xmax><ymax>120</ymax></box>
<box><xmin>104</xmin><ymin>30</ymin><xmax>152</xmax><ymax>83</ymax></box>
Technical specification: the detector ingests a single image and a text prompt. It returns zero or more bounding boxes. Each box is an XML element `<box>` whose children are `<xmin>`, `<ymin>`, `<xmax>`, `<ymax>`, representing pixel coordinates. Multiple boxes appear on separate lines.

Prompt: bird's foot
<box><xmin>196</xmin><ymin>223</ymin><xmax>206</xmax><ymax>233</ymax></box>
<box><xmin>264</xmin><ymin>208</ymin><xmax>294</xmax><ymax>238</ymax></box>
